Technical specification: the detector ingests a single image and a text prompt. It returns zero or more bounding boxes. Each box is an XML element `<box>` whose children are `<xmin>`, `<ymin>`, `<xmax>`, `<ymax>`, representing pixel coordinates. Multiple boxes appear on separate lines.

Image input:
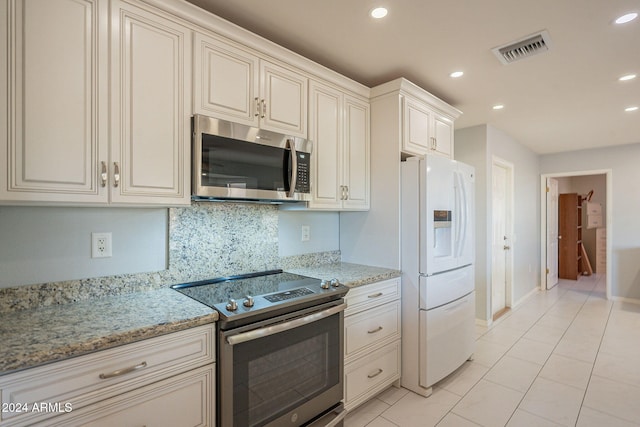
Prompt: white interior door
<box><xmin>546</xmin><ymin>178</ymin><xmax>559</xmax><ymax>289</ymax></box>
<box><xmin>491</xmin><ymin>160</ymin><xmax>512</xmax><ymax>317</ymax></box>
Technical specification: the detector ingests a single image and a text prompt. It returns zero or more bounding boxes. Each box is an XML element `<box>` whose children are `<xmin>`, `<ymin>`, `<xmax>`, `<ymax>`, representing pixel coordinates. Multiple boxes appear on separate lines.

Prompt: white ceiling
<box><xmin>184</xmin><ymin>0</ymin><xmax>640</xmax><ymax>154</ymax></box>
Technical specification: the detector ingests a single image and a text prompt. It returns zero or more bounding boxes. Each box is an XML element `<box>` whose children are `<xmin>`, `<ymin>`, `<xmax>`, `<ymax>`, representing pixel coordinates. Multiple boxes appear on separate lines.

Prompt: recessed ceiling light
<box><xmin>370</xmin><ymin>7</ymin><xmax>388</xmax><ymax>19</ymax></box>
<box><xmin>450</xmin><ymin>71</ymin><xmax>464</xmax><ymax>78</ymax></box>
<box><xmin>619</xmin><ymin>74</ymin><xmax>637</xmax><ymax>81</ymax></box>
<box><xmin>493</xmin><ymin>104</ymin><xmax>505</xmax><ymax>110</ymax></box>
<box><xmin>625</xmin><ymin>106</ymin><xmax>638</xmax><ymax>112</ymax></box>
<box><xmin>615</xmin><ymin>12</ymin><xmax>638</xmax><ymax>24</ymax></box>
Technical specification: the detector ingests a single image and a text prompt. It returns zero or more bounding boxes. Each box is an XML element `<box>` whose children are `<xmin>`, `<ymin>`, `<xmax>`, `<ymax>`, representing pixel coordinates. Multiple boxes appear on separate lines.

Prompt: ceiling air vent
<box><xmin>492</xmin><ymin>30</ymin><xmax>551</xmax><ymax>65</ymax></box>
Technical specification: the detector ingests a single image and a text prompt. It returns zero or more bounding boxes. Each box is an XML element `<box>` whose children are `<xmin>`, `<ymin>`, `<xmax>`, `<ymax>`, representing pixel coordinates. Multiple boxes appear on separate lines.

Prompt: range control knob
<box><xmin>320</xmin><ymin>280</ymin><xmax>330</xmax><ymax>289</ymax></box>
<box><xmin>330</xmin><ymin>278</ymin><xmax>341</xmax><ymax>287</ymax></box>
<box><xmin>226</xmin><ymin>298</ymin><xmax>238</xmax><ymax>311</ymax></box>
<box><xmin>243</xmin><ymin>295</ymin><xmax>255</xmax><ymax>307</ymax></box>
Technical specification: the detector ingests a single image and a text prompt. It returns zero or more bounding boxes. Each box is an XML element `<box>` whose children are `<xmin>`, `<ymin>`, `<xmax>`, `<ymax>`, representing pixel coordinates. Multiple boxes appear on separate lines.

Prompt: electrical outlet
<box><xmin>92</xmin><ymin>232</ymin><xmax>112</xmax><ymax>258</ymax></box>
<box><xmin>301</xmin><ymin>225</ymin><xmax>310</xmax><ymax>242</ymax></box>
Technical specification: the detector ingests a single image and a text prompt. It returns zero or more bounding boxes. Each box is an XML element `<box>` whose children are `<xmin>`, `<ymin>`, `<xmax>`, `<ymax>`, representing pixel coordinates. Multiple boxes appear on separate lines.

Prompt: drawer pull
<box><xmin>99</xmin><ymin>361</ymin><xmax>147</xmax><ymax>379</ymax></box>
<box><xmin>368</xmin><ymin>292</ymin><xmax>383</xmax><ymax>299</ymax></box>
<box><xmin>368</xmin><ymin>326</ymin><xmax>383</xmax><ymax>334</ymax></box>
<box><xmin>367</xmin><ymin>368</ymin><xmax>383</xmax><ymax>379</ymax></box>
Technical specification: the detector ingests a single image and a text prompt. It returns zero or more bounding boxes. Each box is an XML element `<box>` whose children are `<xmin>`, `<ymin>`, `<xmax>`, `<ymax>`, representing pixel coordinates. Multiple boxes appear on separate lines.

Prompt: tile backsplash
<box><xmin>0</xmin><ymin>203</ymin><xmax>339</xmax><ymax>313</ymax></box>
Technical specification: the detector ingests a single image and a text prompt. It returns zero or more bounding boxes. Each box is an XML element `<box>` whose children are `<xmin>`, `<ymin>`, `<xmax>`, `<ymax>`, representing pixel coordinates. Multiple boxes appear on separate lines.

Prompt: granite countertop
<box><xmin>286</xmin><ymin>262</ymin><xmax>401</xmax><ymax>288</ymax></box>
<box><xmin>0</xmin><ymin>288</ymin><xmax>217</xmax><ymax>376</ymax></box>
<box><xmin>0</xmin><ymin>262</ymin><xmax>397</xmax><ymax>377</ymax></box>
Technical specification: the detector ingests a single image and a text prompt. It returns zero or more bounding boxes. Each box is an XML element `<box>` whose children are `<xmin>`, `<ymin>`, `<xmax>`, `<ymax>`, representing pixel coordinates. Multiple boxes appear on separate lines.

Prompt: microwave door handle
<box><xmin>286</xmin><ymin>139</ymin><xmax>297</xmax><ymax>198</ymax></box>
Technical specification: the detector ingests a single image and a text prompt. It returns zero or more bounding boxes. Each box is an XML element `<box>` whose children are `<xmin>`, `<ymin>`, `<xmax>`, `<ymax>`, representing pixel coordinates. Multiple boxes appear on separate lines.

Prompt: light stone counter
<box><xmin>0</xmin><ymin>288</ymin><xmax>217</xmax><ymax>375</ymax></box>
<box><xmin>286</xmin><ymin>262</ymin><xmax>401</xmax><ymax>288</ymax></box>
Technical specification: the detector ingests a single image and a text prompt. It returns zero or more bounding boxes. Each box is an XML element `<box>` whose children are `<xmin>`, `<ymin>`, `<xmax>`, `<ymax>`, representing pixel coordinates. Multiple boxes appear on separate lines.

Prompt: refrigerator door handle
<box><xmin>453</xmin><ymin>171</ymin><xmax>463</xmax><ymax>257</ymax></box>
<box><xmin>457</xmin><ymin>170</ymin><xmax>469</xmax><ymax>258</ymax></box>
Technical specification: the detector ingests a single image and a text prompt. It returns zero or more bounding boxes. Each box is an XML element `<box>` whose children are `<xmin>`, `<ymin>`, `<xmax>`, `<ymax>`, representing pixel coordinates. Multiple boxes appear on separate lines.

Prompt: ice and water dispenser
<box><xmin>433</xmin><ymin>210</ymin><xmax>452</xmax><ymax>257</ymax></box>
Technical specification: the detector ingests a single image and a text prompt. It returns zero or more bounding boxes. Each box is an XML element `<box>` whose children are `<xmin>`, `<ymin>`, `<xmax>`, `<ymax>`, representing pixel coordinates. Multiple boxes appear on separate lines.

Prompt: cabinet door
<box><xmin>402</xmin><ymin>97</ymin><xmax>431</xmax><ymax>156</ymax></box>
<box><xmin>49</xmin><ymin>365</ymin><xmax>214</xmax><ymax>427</ymax></box>
<box><xmin>1</xmin><ymin>0</ymin><xmax>108</xmax><ymax>204</ymax></box>
<box><xmin>110</xmin><ymin>0</ymin><xmax>191</xmax><ymax>205</ymax></box>
<box><xmin>259</xmin><ymin>60</ymin><xmax>307</xmax><ymax>137</ymax></box>
<box><xmin>342</xmin><ymin>96</ymin><xmax>370</xmax><ymax>210</ymax></box>
<box><xmin>308</xmin><ymin>81</ymin><xmax>342</xmax><ymax>209</ymax></box>
<box><xmin>193</xmin><ymin>32</ymin><xmax>259</xmax><ymax>126</ymax></box>
<box><xmin>432</xmin><ymin>114</ymin><xmax>453</xmax><ymax>158</ymax></box>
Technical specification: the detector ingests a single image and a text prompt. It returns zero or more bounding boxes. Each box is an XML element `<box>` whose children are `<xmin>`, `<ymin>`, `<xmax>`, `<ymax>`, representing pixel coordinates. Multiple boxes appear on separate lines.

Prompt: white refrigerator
<box><xmin>400</xmin><ymin>155</ymin><xmax>475</xmax><ymax>397</ymax></box>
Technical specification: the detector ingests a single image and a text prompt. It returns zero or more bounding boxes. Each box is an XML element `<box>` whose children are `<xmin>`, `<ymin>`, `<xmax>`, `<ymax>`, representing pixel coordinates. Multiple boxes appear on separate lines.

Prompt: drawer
<box><xmin>48</xmin><ymin>365</ymin><xmax>214</xmax><ymax>427</ymax></box>
<box><xmin>344</xmin><ymin>340</ymin><xmax>400</xmax><ymax>411</ymax></box>
<box><xmin>345</xmin><ymin>302</ymin><xmax>400</xmax><ymax>361</ymax></box>
<box><xmin>0</xmin><ymin>324</ymin><xmax>214</xmax><ymax>427</ymax></box>
<box><xmin>345</xmin><ymin>278</ymin><xmax>401</xmax><ymax>316</ymax></box>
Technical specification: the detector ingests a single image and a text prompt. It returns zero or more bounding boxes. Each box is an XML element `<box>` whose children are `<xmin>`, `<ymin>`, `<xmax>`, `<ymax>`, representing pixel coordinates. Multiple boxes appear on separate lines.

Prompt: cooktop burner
<box><xmin>171</xmin><ymin>270</ymin><xmax>348</xmax><ymax>328</ymax></box>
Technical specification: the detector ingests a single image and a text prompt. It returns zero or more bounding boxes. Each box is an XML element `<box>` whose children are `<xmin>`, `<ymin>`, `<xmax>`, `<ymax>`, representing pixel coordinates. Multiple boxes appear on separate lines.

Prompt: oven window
<box><xmin>201</xmin><ymin>133</ymin><xmax>290</xmax><ymax>191</ymax></box>
<box><xmin>231</xmin><ymin>313</ymin><xmax>341</xmax><ymax>427</ymax></box>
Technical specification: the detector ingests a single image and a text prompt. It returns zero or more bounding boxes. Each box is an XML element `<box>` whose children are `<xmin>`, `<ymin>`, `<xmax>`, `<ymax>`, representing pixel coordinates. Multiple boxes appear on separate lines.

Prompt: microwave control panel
<box><xmin>295</xmin><ymin>153</ymin><xmax>311</xmax><ymax>193</ymax></box>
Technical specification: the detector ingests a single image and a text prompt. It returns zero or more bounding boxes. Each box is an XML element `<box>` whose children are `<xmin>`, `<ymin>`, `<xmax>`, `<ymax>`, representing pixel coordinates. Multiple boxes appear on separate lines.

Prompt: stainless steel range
<box><xmin>172</xmin><ymin>270</ymin><xmax>348</xmax><ymax>427</ymax></box>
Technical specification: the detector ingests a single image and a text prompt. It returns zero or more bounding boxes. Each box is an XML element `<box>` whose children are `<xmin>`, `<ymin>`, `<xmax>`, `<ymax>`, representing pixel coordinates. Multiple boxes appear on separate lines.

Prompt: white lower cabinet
<box><xmin>0</xmin><ymin>324</ymin><xmax>215</xmax><ymax>427</ymax></box>
<box><xmin>49</xmin><ymin>365</ymin><xmax>213</xmax><ymax>427</ymax></box>
<box><xmin>343</xmin><ymin>278</ymin><xmax>401</xmax><ymax>411</ymax></box>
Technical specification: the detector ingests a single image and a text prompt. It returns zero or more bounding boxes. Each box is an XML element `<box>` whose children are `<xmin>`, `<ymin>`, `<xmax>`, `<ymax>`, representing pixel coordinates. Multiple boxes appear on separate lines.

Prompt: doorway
<box><xmin>491</xmin><ymin>157</ymin><xmax>514</xmax><ymax>319</ymax></box>
<box><xmin>540</xmin><ymin>170</ymin><xmax>612</xmax><ymax>299</ymax></box>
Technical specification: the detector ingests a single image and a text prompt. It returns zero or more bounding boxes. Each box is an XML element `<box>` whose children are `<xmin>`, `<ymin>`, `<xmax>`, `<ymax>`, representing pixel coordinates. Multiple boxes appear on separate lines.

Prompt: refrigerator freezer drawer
<box><xmin>420</xmin><ymin>265</ymin><xmax>474</xmax><ymax>310</ymax></box>
<box><xmin>419</xmin><ymin>291</ymin><xmax>475</xmax><ymax>389</ymax></box>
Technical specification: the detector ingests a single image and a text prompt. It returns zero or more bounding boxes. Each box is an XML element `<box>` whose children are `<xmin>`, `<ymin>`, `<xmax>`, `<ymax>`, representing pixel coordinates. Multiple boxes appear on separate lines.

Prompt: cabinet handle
<box><xmin>261</xmin><ymin>99</ymin><xmax>267</xmax><ymax>118</ymax></box>
<box><xmin>368</xmin><ymin>326</ymin><xmax>383</xmax><ymax>334</ymax></box>
<box><xmin>99</xmin><ymin>361</ymin><xmax>147</xmax><ymax>379</ymax></box>
<box><xmin>430</xmin><ymin>136</ymin><xmax>437</xmax><ymax>150</ymax></box>
<box><xmin>113</xmin><ymin>162</ymin><xmax>120</xmax><ymax>188</ymax></box>
<box><xmin>344</xmin><ymin>185</ymin><xmax>349</xmax><ymax>200</ymax></box>
<box><xmin>100</xmin><ymin>161</ymin><xmax>107</xmax><ymax>187</ymax></box>
<box><xmin>367</xmin><ymin>292</ymin><xmax>383</xmax><ymax>299</ymax></box>
<box><xmin>254</xmin><ymin>97</ymin><xmax>260</xmax><ymax>117</ymax></box>
<box><xmin>367</xmin><ymin>368</ymin><xmax>383</xmax><ymax>379</ymax></box>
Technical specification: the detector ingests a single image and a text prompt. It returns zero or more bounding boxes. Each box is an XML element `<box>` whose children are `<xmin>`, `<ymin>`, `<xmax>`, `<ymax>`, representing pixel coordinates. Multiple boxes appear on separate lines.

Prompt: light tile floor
<box><xmin>344</xmin><ymin>274</ymin><xmax>640</xmax><ymax>426</ymax></box>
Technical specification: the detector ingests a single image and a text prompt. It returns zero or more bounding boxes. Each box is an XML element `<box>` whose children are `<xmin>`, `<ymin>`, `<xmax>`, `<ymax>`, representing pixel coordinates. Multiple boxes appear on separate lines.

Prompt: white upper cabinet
<box><xmin>193</xmin><ymin>33</ymin><xmax>259</xmax><ymax>125</ymax></box>
<box><xmin>371</xmin><ymin>78</ymin><xmax>460</xmax><ymax>159</ymax></box>
<box><xmin>1</xmin><ymin>0</ymin><xmax>191</xmax><ymax>206</ymax></box>
<box><xmin>402</xmin><ymin>94</ymin><xmax>455</xmax><ymax>158</ymax></box>
<box><xmin>308</xmin><ymin>80</ymin><xmax>369</xmax><ymax>210</ymax></box>
<box><xmin>403</xmin><ymin>97</ymin><xmax>432</xmax><ymax>155</ymax></box>
<box><xmin>194</xmin><ymin>33</ymin><xmax>308</xmax><ymax>137</ymax></box>
<box><xmin>110</xmin><ymin>0</ymin><xmax>192</xmax><ymax>205</ymax></box>
<box><xmin>0</xmin><ymin>0</ymin><xmax>109</xmax><ymax>204</ymax></box>
<box><xmin>431</xmin><ymin>112</ymin><xmax>454</xmax><ymax>158</ymax></box>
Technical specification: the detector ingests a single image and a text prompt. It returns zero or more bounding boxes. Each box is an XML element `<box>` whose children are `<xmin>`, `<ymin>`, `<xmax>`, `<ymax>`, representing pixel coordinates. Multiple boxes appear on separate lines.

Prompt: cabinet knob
<box><xmin>100</xmin><ymin>161</ymin><xmax>107</xmax><ymax>187</ymax></box>
<box><xmin>113</xmin><ymin>162</ymin><xmax>120</xmax><ymax>188</ymax></box>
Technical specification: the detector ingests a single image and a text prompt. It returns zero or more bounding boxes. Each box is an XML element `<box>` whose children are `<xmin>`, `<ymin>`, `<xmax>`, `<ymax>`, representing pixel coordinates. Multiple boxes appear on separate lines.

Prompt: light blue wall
<box><xmin>0</xmin><ymin>207</ymin><xmax>167</xmax><ymax>288</ymax></box>
<box><xmin>278</xmin><ymin>211</ymin><xmax>340</xmax><ymax>257</ymax></box>
<box><xmin>541</xmin><ymin>143</ymin><xmax>640</xmax><ymax>299</ymax></box>
<box><xmin>455</xmin><ymin>124</ymin><xmax>541</xmax><ymax>322</ymax></box>
<box><xmin>0</xmin><ymin>204</ymin><xmax>341</xmax><ymax>289</ymax></box>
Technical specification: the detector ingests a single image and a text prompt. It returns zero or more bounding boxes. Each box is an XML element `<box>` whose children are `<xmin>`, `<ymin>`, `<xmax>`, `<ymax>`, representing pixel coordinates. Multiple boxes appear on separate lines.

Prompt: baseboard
<box><xmin>475</xmin><ymin>318</ymin><xmax>492</xmax><ymax>328</ymax></box>
<box><xmin>512</xmin><ymin>287</ymin><xmax>540</xmax><ymax>309</ymax></box>
<box><xmin>611</xmin><ymin>296</ymin><xmax>640</xmax><ymax>305</ymax></box>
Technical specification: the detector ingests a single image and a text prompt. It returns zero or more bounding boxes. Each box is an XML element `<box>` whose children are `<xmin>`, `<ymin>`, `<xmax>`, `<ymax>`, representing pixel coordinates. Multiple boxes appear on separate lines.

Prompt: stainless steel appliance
<box><xmin>172</xmin><ymin>270</ymin><xmax>348</xmax><ymax>427</ymax></box>
<box><xmin>192</xmin><ymin>114</ymin><xmax>312</xmax><ymax>203</ymax></box>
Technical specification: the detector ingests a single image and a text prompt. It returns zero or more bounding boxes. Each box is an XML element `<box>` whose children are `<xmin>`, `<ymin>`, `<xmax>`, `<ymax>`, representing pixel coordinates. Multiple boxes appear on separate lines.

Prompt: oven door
<box><xmin>219</xmin><ymin>300</ymin><xmax>345</xmax><ymax>427</ymax></box>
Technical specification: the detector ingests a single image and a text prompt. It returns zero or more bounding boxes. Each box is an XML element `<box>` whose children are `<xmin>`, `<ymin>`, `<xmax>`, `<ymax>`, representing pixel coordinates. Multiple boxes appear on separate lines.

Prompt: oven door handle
<box><xmin>226</xmin><ymin>303</ymin><xmax>346</xmax><ymax>346</ymax></box>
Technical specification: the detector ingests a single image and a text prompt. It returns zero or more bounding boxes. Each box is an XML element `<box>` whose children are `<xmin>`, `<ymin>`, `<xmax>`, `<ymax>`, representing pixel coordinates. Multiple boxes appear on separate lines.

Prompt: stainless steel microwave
<box><xmin>192</xmin><ymin>115</ymin><xmax>312</xmax><ymax>203</ymax></box>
